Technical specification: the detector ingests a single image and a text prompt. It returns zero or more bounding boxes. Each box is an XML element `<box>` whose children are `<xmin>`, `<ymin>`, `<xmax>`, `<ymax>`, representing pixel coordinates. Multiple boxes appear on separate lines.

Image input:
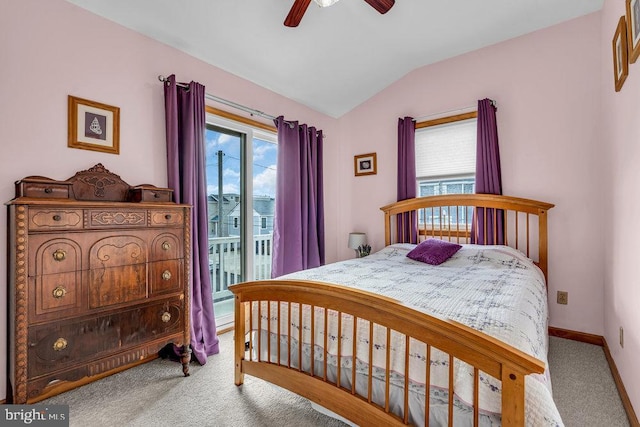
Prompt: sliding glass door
<box><xmin>205</xmin><ymin>117</ymin><xmax>277</xmax><ymax>329</ymax></box>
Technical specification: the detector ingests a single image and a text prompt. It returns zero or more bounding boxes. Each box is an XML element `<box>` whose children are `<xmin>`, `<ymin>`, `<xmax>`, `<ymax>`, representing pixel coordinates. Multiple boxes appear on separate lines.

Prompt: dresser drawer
<box><xmin>28</xmin><ymin>238</ymin><xmax>82</xmax><ymax>277</ymax></box>
<box><xmin>87</xmin><ymin>234</ymin><xmax>148</xmax><ymax>309</ymax></box>
<box><xmin>30</xmin><ymin>272</ymin><xmax>83</xmax><ymax>322</ymax></box>
<box><xmin>150</xmin><ymin>232</ymin><xmax>184</xmax><ymax>261</ymax></box>
<box><xmin>128</xmin><ymin>186</ymin><xmax>173</xmax><ymax>203</ymax></box>
<box><xmin>150</xmin><ymin>260</ymin><xmax>184</xmax><ymax>295</ymax></box>
<box><xmin>149</xmin><ymin>210</ymin><xmax>184</xmax><ymax>226</ymax></box>
<box><xmin>86</xmin><ymin>209</ymin><xmax>147</xmax><ymax>228</ymax></box>
<box><xmin>89</xmin><ymin>263</ymin><xmax>147</xmax><ymax>309</ymax></box>
<box><xmin>29</xmin><ymin>209</ymin><xmax>83</xmax><ymax>231</ymax></box>
<box><xmin>16</xmin><ymin>180</ymin><xmax>72</xmax><ymax>199</ymax></box>
<box><xmin>27</xmin><ymin>298</ymin><xmax>185</xmax><ymax>378</ymax></box>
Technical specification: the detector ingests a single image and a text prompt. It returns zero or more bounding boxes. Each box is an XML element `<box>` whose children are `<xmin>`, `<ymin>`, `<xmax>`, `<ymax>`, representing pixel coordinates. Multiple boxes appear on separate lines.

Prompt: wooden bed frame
<box><xmin>230</xmin><ymin>194</ymin><xmax>554</xmax><ymax>427</ymax></box>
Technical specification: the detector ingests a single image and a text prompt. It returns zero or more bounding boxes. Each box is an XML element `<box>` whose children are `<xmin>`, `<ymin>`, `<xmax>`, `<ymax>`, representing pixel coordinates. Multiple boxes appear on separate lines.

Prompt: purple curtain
<box><xmin>271</xmin><ymin>116</ymin><xmax>325</xmax><ymax>277</ymax></box>
<box><xmin>397</xmin><ymin>117</ymin><xmax>418</xmax><ymax>244</ymax></box>
<box><xmin>164</xmin><ymin>74</ymin><xmax>219</xmax><ymax>364</ymax></box>
<box><xmin>472</xmin><ymin>98</ymin><xmax>504</xmax><ymax>245</ymax></box>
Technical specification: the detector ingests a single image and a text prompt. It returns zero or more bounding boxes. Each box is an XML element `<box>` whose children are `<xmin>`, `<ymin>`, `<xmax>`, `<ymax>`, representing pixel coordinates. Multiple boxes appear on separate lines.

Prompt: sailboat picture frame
<box><xmin>68</xmin><ymin>95</ymin><xmax>120</xmax><ymax>154</ymax></box>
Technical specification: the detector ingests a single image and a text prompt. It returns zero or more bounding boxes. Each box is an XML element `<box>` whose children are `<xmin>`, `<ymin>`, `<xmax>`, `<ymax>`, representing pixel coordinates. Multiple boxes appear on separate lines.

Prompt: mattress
<box><xmin>250</xmin><ymin>243</ymin><xmax>564</xmax><ymax>426</ymax></box>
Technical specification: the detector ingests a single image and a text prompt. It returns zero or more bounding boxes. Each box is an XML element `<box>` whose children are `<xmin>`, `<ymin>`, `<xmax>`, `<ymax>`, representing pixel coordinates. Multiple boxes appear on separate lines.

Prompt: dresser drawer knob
<box><xmin>52</xmin><ymin>286</ymin><xmax>67</xmax><ymax>299</ymax></box>
<box><xmin>161</xmin><ymin>312</ymin><xmax>171</xmax><ymax>323</ymax></box>
<box><xmin>53</xmin><ymin>338</ymin><xmax>68</xmax><ymax>351</ymax></box>
<box><xmin>153</xmin><ymin>192</ymin><xmax>160</xmax><ymax>198</ymax></box>
<box><xmin>53</xmin><ymin>214</ymin><xmax>62</xmax><ymax>221</ymax></box>
<box><xmin>44</xmin><ymin>187</ymin><xmax>53</xmax><ymax>194</ymax></box>
<box><xmin>52</xmin><ymin>249</ymin><xmax>66</xmax><ymax>262</ymax></box>
<box><xmin>162</xmin><ymin>270</ymin><xmax>172</xmax><ymax>281</ymax></box>
<box><xmin>161</xmin><ymin>241</ymin><xmax>171</xmax><ymax>251</ymax></box>
<box><xmin>165</xmin><ymin>214</ymin><xmax>172</xmax><ymax>220</ymax></box>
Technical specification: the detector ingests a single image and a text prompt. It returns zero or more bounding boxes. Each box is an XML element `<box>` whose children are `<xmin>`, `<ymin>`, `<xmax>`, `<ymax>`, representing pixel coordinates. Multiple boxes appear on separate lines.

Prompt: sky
<box><xmin>205</xmin><ymin>127</ymin><xmax>277</xmax><ymax>198</ymax></box>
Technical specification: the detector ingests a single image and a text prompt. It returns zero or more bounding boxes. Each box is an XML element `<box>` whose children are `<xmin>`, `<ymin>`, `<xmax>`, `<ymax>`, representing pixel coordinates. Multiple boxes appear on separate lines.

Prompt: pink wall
<box><xmin>601</xmin><ymin>0</ymin><xmax>640</xmax><ymax>414</ymax></box>
<box><xmin>0</xmin><ymin>0</ymin><xmax>339</xmax><ymax>400</ymax></box>
<box><xmin>340</xmin><ymin>12</ymin><xmax>605</xmax><ymax>335</ymax></box>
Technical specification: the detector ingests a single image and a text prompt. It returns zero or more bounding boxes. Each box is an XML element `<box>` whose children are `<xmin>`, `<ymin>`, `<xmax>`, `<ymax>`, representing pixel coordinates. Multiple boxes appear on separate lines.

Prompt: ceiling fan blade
<box><xmin>285</xmin><ymin>0</ymin><xmax>312</xmax><ymax>27</ymax></box>
<box><xmin>363</xmin><ymin>0</ymin><xmax>395</xmax><ymax>14</ymax></box>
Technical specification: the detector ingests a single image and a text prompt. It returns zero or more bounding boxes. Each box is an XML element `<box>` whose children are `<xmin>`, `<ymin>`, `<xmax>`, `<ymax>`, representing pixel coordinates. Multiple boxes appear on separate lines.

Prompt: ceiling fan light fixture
<box><xmin>286</xmin><ymin>0</ymin><xmax>393</xmax><ymax>27</ymax></box>
<box><xmin>313</xmin><ymin>0</ymin><xmax>339</xmax><ymax>7</ymax></box>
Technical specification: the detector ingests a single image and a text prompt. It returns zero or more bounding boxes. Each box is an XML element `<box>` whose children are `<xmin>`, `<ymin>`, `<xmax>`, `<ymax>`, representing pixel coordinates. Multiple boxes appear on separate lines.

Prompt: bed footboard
<box><xmin>231</xmin><ymin>279</ymin><xmax>544</xmax><ymax>427</ymax></box>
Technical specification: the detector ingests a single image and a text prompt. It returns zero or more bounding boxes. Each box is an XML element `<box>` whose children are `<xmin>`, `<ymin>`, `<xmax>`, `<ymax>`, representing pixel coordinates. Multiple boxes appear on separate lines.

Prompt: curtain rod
<box><xmin>412</xmin><ymin>99</ymin><xmax>497</xmax><ymax>123</ymax></box>
<box><xmin>158</xmin><ymin>75</ymin><xmax>296</xmax><ymax>128</ymax></box>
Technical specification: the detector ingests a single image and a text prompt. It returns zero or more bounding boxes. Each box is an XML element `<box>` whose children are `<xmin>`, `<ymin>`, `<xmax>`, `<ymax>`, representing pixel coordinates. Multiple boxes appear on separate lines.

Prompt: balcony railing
<box><xmin>208</xmin><ymin>234</ymin><xmax>273</xmax><ymax>305</ymax></box>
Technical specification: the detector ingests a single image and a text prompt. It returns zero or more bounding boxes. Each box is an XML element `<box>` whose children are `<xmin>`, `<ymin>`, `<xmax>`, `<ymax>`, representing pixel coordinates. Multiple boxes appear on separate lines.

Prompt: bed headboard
<box><xmin>380</xmin><ymin>194</ymin><xmax>555</xmax><ymax>281</ymax></box>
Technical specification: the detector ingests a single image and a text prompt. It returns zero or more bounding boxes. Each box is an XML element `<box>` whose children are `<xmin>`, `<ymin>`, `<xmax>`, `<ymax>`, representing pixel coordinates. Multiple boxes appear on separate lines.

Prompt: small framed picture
<box><xmin>613</xmin><ymin>16</ymin><xmax>629</xmax><ymax>92</ymax></box>
<box><xmin>354</xmin><ymin>153</ymin><xmax>377</xmax><ymax>176</ymax></box>
<box><xmin>68</xmin><ymin>95</ymin><xmax>120</xmax><ymax>154</ymax></box>
<box><xmin>627</xmin><ymin>0</ymin><xmax>640</xmax><ymax>63</ymax></box>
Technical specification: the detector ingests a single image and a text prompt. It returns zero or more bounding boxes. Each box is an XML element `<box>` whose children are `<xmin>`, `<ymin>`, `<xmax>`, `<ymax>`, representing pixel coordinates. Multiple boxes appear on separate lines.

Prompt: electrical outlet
<box><xmin>620</xmin><ymin>327</ymin><xmax>624</xmax><ymax>348</ymax></box>
<box><xmin>557</xmin><ymin>291</ymin><xmax>568</xmax><ymax>305</ymax></box>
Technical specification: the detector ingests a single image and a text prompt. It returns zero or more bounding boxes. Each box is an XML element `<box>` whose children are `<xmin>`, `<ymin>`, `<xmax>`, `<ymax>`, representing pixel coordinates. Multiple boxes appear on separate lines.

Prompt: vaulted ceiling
<box><xmin>65</xmin><ymin>0</ymin><xmax>603</xmax><ymax>118</ymax></box>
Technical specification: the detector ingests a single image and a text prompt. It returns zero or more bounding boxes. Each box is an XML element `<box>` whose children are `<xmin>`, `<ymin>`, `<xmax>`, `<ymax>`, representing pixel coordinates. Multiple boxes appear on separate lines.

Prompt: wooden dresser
<box><xmin>7</xmin><ymin>164</ymin><xmax>191</xmax><ymax>403</ymax></box>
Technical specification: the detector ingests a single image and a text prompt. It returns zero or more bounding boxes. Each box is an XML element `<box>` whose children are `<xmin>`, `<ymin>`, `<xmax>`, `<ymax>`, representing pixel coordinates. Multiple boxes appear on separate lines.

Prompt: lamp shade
<box><xmin>348</xmin><ymin>232</ymin><xmax>367</xmax><ymax>250</ymax></box>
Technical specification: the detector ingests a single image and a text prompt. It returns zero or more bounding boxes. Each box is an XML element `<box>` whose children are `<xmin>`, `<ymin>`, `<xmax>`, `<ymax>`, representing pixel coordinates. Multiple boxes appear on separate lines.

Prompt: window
<box><xmin>205</xmin><ymin>109</ymin><xmax>277</xmax><ymax>330</ymax></box>
<box><xmin>419</xmin><ymin>178</ymin><xmax>475</xmax><ymax>197</ymax></box>
<box><xmin>415</xmin><ymin>115</ymin><xmax>476</xmax><ymax>227</ymax></box>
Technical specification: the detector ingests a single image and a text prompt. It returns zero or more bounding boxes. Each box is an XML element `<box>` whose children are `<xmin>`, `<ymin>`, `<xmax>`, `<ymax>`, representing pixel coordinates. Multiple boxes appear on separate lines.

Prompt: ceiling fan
<box><xmin>284</xmin><ymin>0</ymin><xmax>395</xmax><ymax>27</ymax></box>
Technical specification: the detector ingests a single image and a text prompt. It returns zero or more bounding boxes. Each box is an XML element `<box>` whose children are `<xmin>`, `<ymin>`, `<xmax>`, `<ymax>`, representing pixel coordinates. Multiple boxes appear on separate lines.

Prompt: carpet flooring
<box><xmin>547</xmin><ymin>336</ymin><xmax>630</xmax><ymax>427</ymax></box>
<box><xmin>39</xmin><ymin>332</ymin><xmax>631</xmax><ymax>426</ymax></box>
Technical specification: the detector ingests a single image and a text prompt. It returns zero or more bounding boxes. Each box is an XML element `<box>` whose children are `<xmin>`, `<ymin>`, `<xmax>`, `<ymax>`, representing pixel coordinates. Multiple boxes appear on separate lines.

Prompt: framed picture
<box><xmin>354</xmin><ymin>152</ymin><xmax>377</xmax><ymax>176</ymax></box>
<box><xmin>627</xmin><ymin>0</ymin><xmax>640</xmax><ymax>63</ymax></box>
<box><xmin>68</xmin><ymin>95</ymin><xmax>120</xmax><ymax>154</ymax></box>
<box><xmin>613</xmin><ymin>16</ymin><xmax>629</xmax><ymax>92</ymax></box>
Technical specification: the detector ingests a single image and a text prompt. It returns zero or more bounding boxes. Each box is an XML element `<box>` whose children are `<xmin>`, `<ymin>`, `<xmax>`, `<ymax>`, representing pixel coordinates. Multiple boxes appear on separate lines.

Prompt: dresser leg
<box><xmin>181</xmin><ymin>345</ymin><xmax>191</xmax><ymax>376</ymax></box>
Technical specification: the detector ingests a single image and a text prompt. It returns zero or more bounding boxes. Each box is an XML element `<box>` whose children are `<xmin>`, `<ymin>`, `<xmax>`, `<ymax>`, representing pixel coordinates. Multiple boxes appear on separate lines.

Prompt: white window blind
<box><xmin>415</xmin><ymin>119</ymin><xmax>477</xmax><ymax>179</ymax></box>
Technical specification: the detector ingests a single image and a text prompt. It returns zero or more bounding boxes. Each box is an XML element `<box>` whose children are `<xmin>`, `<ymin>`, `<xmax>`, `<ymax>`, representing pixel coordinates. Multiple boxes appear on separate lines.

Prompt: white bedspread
<box><xmin>267</xmin><ymin>243</ymin><xmax>563</xmax><ymax>426</ymax></box>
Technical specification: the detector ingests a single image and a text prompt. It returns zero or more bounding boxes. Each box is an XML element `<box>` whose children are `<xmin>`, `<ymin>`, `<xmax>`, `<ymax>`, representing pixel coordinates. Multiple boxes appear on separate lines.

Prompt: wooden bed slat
<box><xmin>277</xmin><ymin>302</ymin><xmax>281</xmax><ymax>365</ymax></box>
<box><xmin>267</xmin><ymin>301</ymin><xmax>271</xmax><ymax>363</ymax></box>
<box><xmin>368</xmin><ymin>321</ymin><xmax>374</xmax><ymax>403</ymax></box>
<box><xmin>404</xmin><ymin>335</ymin><xmax>410</xmax><ymax>425</ymax></box>
<box><xmin>258</xmin><ymin>301</ymin><xmax>262</xmax><ymax>362</ymax></box>
<box><xmin>311</xmin><ymin>305</ymin><xmax>315</xmax><ymax>376</ymax></box>
<box><xmin>337</xmin><ymin>311</ymin><xmax>342</xmax><ymax>388</ymax></box>
<box><xmin>515</xmin><ymin>210</ymin><xmax>520</xmax><ymax>250</ymax></box>
<box><xmin>298</xmin><ymin>303</ymin><xmax>302</xmax><ymax>372</ymax></box>
<box><xmin>323</xmin><ymin>308</ymin><xmax>328</xmax><ymax>381</ymax></box>
<box><xmin>352</xmin><ymin>317</ymin><xmax>357</xmax><ymax>395</ymax></box>
<box><xmin>385</xmin><ymin>328</ymin><xmax>391</xmax><ymax>413</ymax></box>
<box><xmin>473</xmin><ymin>367</ymin><xmax>480</xmax><ymax>427</ymax></box>
<box><xmin>425</xmin><ymin>344</ymin><xmax>431</xmax><ymax>427</ymax></box>
<box><xmin>526</xmin><ymin>213</ymin><xmax>531</xmax><ymax>258</ymax></box>
<box><xmin>287</xmin><ymin>302</ymin><xmax>292</xmax><ymax>368</ymax></box>
<box><xmin>248</xmin><ymin>301</ymin><xmax>253</xmax><ymax>362</ymax></box>
<box><xmin>448</xmin><ymin>354</ymin><xmax>454</xmax><ymax>427</ymax></box>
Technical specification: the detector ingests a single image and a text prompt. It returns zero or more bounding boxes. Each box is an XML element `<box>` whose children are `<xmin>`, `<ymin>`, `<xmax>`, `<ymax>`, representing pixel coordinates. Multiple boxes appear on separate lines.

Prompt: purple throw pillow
<box><xmin>406</xmin><ymin>239</ymin><xmax>462</xmax><ymax>265</ymax></box>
